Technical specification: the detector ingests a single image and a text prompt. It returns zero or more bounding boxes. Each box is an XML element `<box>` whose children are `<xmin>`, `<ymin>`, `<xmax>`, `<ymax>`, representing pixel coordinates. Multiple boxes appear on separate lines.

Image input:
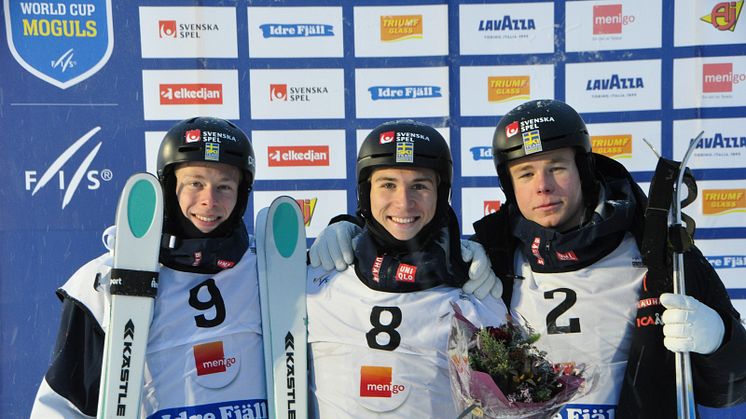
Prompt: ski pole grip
<box><xmin>110</xmin><ymin>268</ymin><xmax>159</xmax><ymax>298</ymax></box>
<box><xmin>668</xmin><ymin>224</ymin><xmax>693</xmax><ymax>253</ymax></box>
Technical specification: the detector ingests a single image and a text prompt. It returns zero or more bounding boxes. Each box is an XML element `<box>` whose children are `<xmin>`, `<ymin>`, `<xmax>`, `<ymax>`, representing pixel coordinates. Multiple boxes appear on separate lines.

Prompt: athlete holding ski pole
<box><xmin>306</xmin><ymin>120</ymin><xmax>508</xmax><ymax>418</ymax></box>
<box><xmin>31</xmin><ymin>117</ymin><xmax>268</xmax><ymax>418</ymax></box>
<box><xmin>309</xmin><ymin>100</ymin><xmax>746</xmax><ymax>418</ymax></box>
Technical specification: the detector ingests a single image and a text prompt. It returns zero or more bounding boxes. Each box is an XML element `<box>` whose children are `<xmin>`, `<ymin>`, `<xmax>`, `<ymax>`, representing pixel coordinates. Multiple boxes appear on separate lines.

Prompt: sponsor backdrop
<box><xmin>1</xmin><ymin>0</ymin><xmax>745</xmax><ymax>416</ymax></box>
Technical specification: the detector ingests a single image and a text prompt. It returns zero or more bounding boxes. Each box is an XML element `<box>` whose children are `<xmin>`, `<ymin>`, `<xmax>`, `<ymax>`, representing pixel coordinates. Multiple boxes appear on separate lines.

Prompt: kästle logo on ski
<box><xmin>160</xmin><ymin>83</ymin><xmax>223</xmax><ymax>105</ymax></box>
<box><xmin>700</xmin><ymin>1</ymin><xmax>743</xmax><ymax>31</ymax></box>
<box><xmin>268</xmin><ymin>145</ymin><xmax>330</xmax><ymax>167</ymax></box>
<box><xmin>702</xmin><ymin>188</ymin><xmax>746</xmax><ymax>215</ymax></box>
<box><xmin>592</xmin><ymin>134</ymin><xmax>632</xmax><ymax>159</ymax></box>
<box><xmin>380</xmin><ymin>15</ymin><xmax>423</xmax><ymax>41</ymax></box>
<box><xmin>487</xmin><ymin>76</ymin><xmax>530</xmax><ymax>103</ymax></box>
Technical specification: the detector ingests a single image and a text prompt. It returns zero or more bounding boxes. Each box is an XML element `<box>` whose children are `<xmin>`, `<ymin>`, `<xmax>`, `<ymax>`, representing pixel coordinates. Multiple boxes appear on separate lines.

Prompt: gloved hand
<box><xmin>309</xmin><ymin>221</ymin><xmax>362</xmax><ymax>272</ymax></box>
<box><xmin>460</xmin><ymin>240</ymin><xmax>502</xmax><ymax>300</ymax></box>
<box><xmin>660</xmin><ymin>293</ymin><xmax>725</xmax><ymax>355</ymax></box>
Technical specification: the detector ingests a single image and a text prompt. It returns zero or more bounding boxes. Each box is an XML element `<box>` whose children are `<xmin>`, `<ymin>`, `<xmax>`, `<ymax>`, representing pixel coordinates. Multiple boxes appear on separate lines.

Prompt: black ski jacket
<box><xmin>473</xmin><ymin>154</ymin><xmax>746</xmax><ymax>418</ymax></box>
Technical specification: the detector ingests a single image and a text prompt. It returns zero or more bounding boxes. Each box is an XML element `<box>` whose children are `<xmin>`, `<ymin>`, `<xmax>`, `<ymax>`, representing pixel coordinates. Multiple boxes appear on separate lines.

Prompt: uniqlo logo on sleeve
<box><xmin>360</xmin><ymin>366</ymin><xmax>393</xmax><ymax>397</ymax></box>
<box><xmin>159</xmin><ymin>20</ymin><xmax>177</xmax><ymax>38</ymax></box>
<box><xmin>379</xmin><ymin>131</ymin><xmax>395</xmax><ymax>144</ymax></box>
<box><xmin>593</xmin><ymin>4</ymin><xmax>623</xmax><ymax>34</ymax></box>
<box><xmin>194</xmin><ymin>341</ymin><xmax>227</xmax><ymax>376</ymax></box>
<box><xmin>703</xmin><ymin>63</ymin><xmax>734</xmax><ymax>93</ymax></box>
<box><xmin>395</xmin><ymin>263</ymin><xmax>416</xmax><ymax>282</ymax></box>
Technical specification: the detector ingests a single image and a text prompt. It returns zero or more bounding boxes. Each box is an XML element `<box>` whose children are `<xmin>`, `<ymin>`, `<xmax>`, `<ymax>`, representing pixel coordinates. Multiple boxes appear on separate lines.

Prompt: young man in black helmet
<box><xmin>472</xmin><ymin>99</ymin><xmax>746</xmax><ymax>418</ymax></box>
<box><xmin>306</xmin><ymin>120</ymin><xmax>507</xmax><ymax>418</ymax></box>
<box><xmin>31</xmin><ymin>117</ymin><xmax>267</xmax><ymax>418</ymax></box>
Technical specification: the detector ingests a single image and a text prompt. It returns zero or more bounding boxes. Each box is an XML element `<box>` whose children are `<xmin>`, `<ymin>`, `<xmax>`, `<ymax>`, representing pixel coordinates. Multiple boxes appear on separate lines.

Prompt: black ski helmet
<box><xmin>492</xmin><ymin>99</ymin><xmax>596</xmax><ymax>206</ymax></box>
<box><xmin>157</xmin><ymin>116</ymin><xmax>255</xmax><ymax>235</ymax></box>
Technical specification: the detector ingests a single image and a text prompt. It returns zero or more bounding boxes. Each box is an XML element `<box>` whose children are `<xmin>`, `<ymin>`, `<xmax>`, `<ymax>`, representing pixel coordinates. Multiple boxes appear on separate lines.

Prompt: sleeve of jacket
<box><xmin>30</xmin><ymin>296</ymin><xmax>104</xmax><ymax>418</ymax></box>
<box><xmin>685</xmin><ymin>246</ymin><xmax>746</xmax><ymax>408</ymax></box>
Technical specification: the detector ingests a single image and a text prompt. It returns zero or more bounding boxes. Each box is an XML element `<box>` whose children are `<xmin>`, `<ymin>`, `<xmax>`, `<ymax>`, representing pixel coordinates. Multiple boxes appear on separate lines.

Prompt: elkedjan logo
<box><xmin>24</xmin><ymin>127</ymin><xmax>113</xmax><ymax>209</ymax></box>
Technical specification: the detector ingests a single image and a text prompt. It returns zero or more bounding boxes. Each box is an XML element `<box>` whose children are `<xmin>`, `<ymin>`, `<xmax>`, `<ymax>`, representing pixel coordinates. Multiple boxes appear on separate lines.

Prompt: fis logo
<box><xmin>360</xmin><ymin>366</ymin><xmax>406</xmax><ymax>397</ymax></box>
<box><xmin>380</xmin><ymin>15</ymin><xmax>423</xmax><ymax>42</ymax></box>
<box><xmin>702</xmin><ymin>188</ymin><xmax>746</xmax><ymax>215</ymax></box>
<box><xmin>159</xmin><ymin>20</ymin><xmax>177</xmax><ymax>38</ymax></box>
<box><xmin>295</xmin><ymin>198</ymin><xmax>318</xmax><ymax>226</ymax></box>
<box><xmin>488</xmin><ymin>76</ymin><xmax>530</xmax><ymax>103</ymax></box>
<box><xmin>484</xmin><ymin>200</ymin><xmax>501</xmax><ymax>216</ymax></box>
<box><xmin>193</xmin><ymin>341</ymin><xmax>236</xmax><ymax>376</ymax></box>
<box><xmin>593</xmin><ymin>4</ymin><xmax>635</xmax><ymax>35</ymax></box>
<box><xmin>24</xmin><ymin>127</ymin><xmax>113</xmax><ymax>209</ymax></box>
<box><xmin>703</xmin><ymin>63</ymin><xmax>746</xmax><ymax>93</ymax></box>
<box><xmin>51</xmin><ymin>49</ymin><xmax>76</xmax><ymax>72</ymax></box>
<box><xmin>701</xmin><ymin>1</ymin><xmax>743</xmax><ymax>32</ymax></box>
<box><xmin>591</xmin><ymin>135</ymin><xmax>633</xmax><ymax>159</ymax></box>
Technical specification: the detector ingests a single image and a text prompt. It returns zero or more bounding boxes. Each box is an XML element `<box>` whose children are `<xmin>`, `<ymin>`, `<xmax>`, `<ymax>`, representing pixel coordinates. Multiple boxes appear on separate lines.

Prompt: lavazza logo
<box><xmin>24</xmin><ymin>127</ymin><xmax>113</xmax><ymax>209</ymax></box>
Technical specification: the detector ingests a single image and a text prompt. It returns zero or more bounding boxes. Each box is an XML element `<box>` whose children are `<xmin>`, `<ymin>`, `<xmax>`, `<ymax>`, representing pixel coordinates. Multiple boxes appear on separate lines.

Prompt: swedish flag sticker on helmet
<box><xmin>205</xmin><ymin>143</ymin><xmax>220</xmax><ymax>161</ymax></box>
<box><xmin>522</xmin><ymin>130</ymin><xmax>542</xmax><ymax>155</ymax></box>
<box><xmin>395</xmin><ymin>141</ymin><xmax>414</xmax><ymax>163</ymax></box>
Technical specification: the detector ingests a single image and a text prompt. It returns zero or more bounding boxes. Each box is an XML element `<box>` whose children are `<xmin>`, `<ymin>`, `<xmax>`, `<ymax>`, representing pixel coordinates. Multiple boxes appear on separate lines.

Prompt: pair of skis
<box><xmin>96</xmin><ymin>173</ymin><xmax>307</xmax><ymax>419</ymax></box>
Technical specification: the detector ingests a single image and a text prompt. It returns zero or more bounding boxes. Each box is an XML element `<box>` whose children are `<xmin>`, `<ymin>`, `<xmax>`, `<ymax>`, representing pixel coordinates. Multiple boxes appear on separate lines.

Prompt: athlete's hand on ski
<box><xmin>309</xmin><ymin>221</ymin><xmax>362</xmax><ymax>271</ymax></box>
<box><xmin>660</xmin><ymin>293</ymin><xmax>725</xmax><ymax>354</ymax></box>
<box><xmin>460</xmin><ymin>240</ymin><xmax>502</xmax><ymax>300</ymax></box>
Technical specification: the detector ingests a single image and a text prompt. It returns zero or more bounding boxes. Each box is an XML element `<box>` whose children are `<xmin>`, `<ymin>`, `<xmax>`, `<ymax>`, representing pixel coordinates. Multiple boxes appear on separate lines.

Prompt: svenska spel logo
<box><xmin>159</xmin><ymin>20</ymin><xmax>177</xmax><ymax>38</ymax></box>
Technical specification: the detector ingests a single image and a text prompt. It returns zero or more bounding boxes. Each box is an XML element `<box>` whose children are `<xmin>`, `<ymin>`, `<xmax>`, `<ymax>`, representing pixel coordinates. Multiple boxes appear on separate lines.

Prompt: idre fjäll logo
<box><xmin>24</xmin><ymin>127</ymin><xmax>113</xmax><ymax>209</ymax></box>
<box><xmin>5</xmin><ymin>0</ymin><xmax>113</xmax><ymax>89</ymax></box>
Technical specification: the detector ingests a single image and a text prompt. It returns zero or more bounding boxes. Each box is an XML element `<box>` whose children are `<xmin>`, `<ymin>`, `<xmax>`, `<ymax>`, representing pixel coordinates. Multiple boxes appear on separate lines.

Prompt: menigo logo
<box><xmin>268</xmin><ymin>145</ymin><xmax>330</xmax><ymax>167</ymax></box>
<box><xmin>591</xmin><ymin>134</ymin><xmax>633</xmax><ymax>159</ymax></box>
<box><xmin>368</xmin><ymin>85</ymin><xmax>441</xmax><ymax>100</ymax></box>
<box><xmin>192</xmin><ymin>340</ymin><xmax>240</xmax><ymax>389</ymax></box>
<box><xmin>702</xmin><ymin>188</ymin><xmax>746</xmax><ymax>215</ymax></box>
<box><xmin>484</xmin><ymin>200</ymin><xmax>501</xmax><ymax>216</ymax></box>
<box><xmin>700</xmin><ymin>1</ymin><xmax>743</xmax><ymax>32</ymax></box>
<box><xmin>380</xmin><ymin>14</ymin><xmax>422</xmax><ymax>42</ymax></box>
<box><xmin>24</xmin><ymin>127</ymin><xmax>113</xmax><ymax>209</ymax></box>
<box><xmin>160</xmin><ymin>83</ymin><xmax>223</xmax><ymax>105</ymax></box>
<box><xmin>295</xmin><ymin>198</ymin><xmax>318</xmax><ymax>227</ymax></box>
<box><xmin>259</xmin><ymin>23</ymin><xmax>335</xmax><ymax>38</ymax></box>
<box><xmin>488</xmin><ymin>76</ymin><xmax>530</xmax><ymax>103</ymax></box>
<box><xmin>593</xmin><ymin>4</ymin><xmax>635</xmax><ymax>35</ymax></box>
<box><xmin>360</xmin><ymin>365</ymin><xmax>406</xmax><ymax>397</ymax></box>
<box><xmin>4</xmin><ymin>0</ymin><xmax>113</xmax><ymax>89</ymax></box>
<box><xmin>703</xmin><ymin>63</ymin><xmax>746</xmax><ymax>93</ymax></box>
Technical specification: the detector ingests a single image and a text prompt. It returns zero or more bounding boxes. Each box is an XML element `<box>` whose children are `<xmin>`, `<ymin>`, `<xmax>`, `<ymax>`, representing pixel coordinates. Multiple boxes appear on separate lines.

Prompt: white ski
<box><xmin>256</xmin><ymin>196</ymin><xmax>308</xmax><ymax>419</ymax></box>
<box><xmin>97</xmin><ymin>173</ymin><xmax>163</xmax><ymax>419</ymax></box>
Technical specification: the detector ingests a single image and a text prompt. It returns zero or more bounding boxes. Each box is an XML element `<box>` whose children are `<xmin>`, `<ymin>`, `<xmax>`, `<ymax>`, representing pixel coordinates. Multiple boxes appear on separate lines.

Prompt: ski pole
<box><xmin>670</xmin><ymin>131</ymin><xmax>703</xmax><ymax>419</ymax></box>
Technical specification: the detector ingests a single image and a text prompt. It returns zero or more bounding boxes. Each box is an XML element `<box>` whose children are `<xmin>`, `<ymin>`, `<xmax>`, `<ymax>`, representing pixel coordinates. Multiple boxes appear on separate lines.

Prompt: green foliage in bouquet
<box><xmin>468</xmin><ymin>322</ymin><xmax>565</xmax><ymax>404</ymax></box>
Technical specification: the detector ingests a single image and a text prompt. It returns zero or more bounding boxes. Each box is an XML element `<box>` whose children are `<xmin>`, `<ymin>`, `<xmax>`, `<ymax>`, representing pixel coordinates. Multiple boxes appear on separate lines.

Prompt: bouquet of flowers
<box><xmin>448</xmin><ymin>306</ymin><xmax>589</xmax><ymax>418</ymax></box>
